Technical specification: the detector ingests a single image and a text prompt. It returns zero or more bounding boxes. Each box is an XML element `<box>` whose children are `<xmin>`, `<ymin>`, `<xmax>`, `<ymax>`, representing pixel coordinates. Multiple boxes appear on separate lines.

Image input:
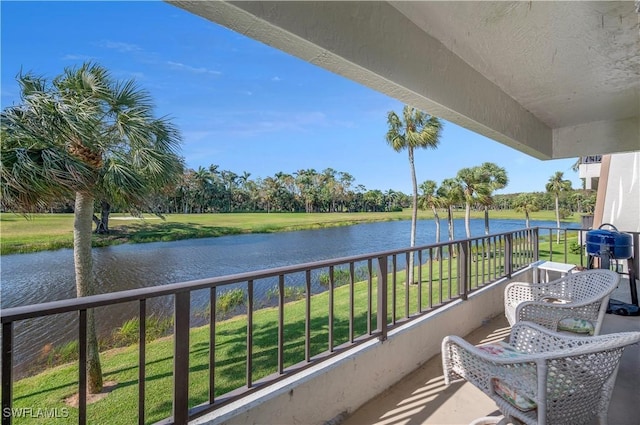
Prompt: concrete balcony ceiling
<box><xmin>169</xmin><ymin>1</ymin><xmax>640</xmax><ymax>159</ymax></box>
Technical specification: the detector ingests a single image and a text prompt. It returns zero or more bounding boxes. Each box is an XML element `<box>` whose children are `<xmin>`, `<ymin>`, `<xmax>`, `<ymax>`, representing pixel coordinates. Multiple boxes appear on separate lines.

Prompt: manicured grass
<box><xmin>0</xmin><ymin>210</ymin><xmax>577</xmax><ymax>255</ymax></box>
<box><xmin>10</xmin><ymin>264</ymin><xmax>461</xmax><ymax>424</ymax></box>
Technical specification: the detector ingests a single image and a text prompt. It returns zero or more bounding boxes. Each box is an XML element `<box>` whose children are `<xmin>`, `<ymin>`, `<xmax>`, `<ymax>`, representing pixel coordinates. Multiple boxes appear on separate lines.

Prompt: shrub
<box><xmin>216</xmin><ymin>288</ymin><xmax>246</xmax><ymax>314</ymax></box>
<box><xmin>318</xmin><ymin>266</ymin><xmax>369</xmax><ymax>287</ymax></box>
<box><xmin>265</xmin><ymin>285</ymin><xmax>306</xmax><ymax>303</ymax></box>
<box><xmin>559</xmin><ymin>208</ymin><xmax>572</xmax><ymax>219</ymax></box>
<box><xmin>569</xmin><ymin>241</ymin><xmax>584</xmax><ymax>255</ymax></box>
<box><xmin>113</xmin><ymin>315</ymin><xmax>173</xmax><ymax>345</ymax></box>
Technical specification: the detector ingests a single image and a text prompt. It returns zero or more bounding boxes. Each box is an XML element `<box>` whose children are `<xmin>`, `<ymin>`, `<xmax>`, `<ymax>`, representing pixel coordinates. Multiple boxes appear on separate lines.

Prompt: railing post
<box><xmin>138</xmin><ymin>300</ymin><xmax>146</xmax><ymax>425</ymax></box>
<box><xmin>505</xmin><ymin>233</ymin><xmax>513</xmax><ymax>278</ymax></box>
<box><xmin>2</xmin><ymin>322</ymin><xmax>13</xmax><ymax>425</ymax></box>
<box><xmin>174</xmin><ymin>291</ymin><xmax>190</xmax><ymax>424</ymax></box>
<box><xmin>376</xmin><ymin>256</ymin><xmax>388</xmax><ymax>341</ymax></box>
<box><xmin>247</xmin><ymin>280</ymin><xmax>254</xmax><ymax>387</ymax></box>
<box><xmin>459</xmin><ymin>241</ymin><xmax>469</xmax><ymax>300</ymax></box>
<box><xmin>79</xmin><ymin>310</ymin><xmax>87</xmax><ymax>425</ymax></box>
<box><xmin>533</xmin><ymin>227</ymin><xmax>540</xmax><ymax>261</ymax></box>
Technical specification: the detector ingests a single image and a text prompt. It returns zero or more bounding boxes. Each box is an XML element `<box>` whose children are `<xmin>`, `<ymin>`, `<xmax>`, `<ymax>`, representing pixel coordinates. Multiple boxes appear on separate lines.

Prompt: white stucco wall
<box><xmin>602</xmin><ymin>152</ymin><xmax>640</xmax><ymax>233</ymax></box>
<box><xmin>191</xmin><ymin>269</ymin><xmax>533</xmax><ymax>425</ymax></box>
<box><xmin>579</xmin><ymin>162</ymin><xmax>601</xmax><ymax>190</ymax></box>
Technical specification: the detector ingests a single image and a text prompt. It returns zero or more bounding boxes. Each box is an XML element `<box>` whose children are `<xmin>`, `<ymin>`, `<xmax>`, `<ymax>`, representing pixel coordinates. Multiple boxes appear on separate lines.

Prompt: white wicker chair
<box><xmin>442</xmin><ymin>322</ymin><xmax>640</xmax><ymax>425</ymax></box>
<box><xmin>504</xmin><ymin>269</ymin><xmax>619</xmax><ymax>335</ymax></box>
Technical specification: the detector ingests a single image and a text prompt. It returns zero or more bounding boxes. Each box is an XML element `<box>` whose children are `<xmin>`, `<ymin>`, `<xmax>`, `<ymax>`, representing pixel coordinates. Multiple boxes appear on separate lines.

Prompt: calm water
<box><xmin>1</xmin><ymin>218</ymin><xmax>576</xmax><ymax>373</ymax></box>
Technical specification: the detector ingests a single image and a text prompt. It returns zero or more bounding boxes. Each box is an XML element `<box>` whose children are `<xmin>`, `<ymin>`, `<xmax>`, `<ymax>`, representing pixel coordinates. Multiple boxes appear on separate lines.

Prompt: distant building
<box><xmin>578</xmin><ymin>155</ymin><xmax>602</xmax><ymax>191</ymax></box>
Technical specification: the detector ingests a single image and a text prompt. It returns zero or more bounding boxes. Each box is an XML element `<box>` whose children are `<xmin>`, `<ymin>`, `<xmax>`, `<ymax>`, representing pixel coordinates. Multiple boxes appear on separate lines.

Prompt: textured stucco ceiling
<box><xmin>391</xmin><ymin>1</ymin><xmax>639</xmax><ymax>129</ymax></box>
<box><xmin>169</xmin><ymin>1</ymin><xmax>640</xmax><ymax>159</ymax></box>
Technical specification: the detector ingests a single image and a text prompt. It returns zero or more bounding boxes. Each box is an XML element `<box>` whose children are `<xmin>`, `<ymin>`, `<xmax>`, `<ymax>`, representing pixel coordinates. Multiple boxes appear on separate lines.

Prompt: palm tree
<box><xmin>419</xmin><ymin>180</ymin><xmax>442</xmax><ymax>244</ymax></box>
<box><xmin>546</xmin><ymin>171</ymin><xmax>573</xmax><ymax>243</ymax></box>
<box><xmin>1</xmin><ymin>62</ymin><xmax>183</xmax><ymax>393</ymax></box>
<box><xmin>438</xmin><ymin>178</ymin><xmax>463</xmax><ymax>237</ymax></box>
<box><xmin>456</xmin><ymin>166</ymin><xmax>490</xmax><ymax>238</ymax></box>
<box><xmin>513</xmin><ymin>193</ymin><xmax>540</xmax><ymax>228</ymax></box>
<box><xmin>478</xmin><ymin>162</ymin><xmax>508</xmax><ymax>235</ymax></box>
<box><xmin>437</xmin><ymin>178</ymin><xmax>462</xmax><ymax>259</ymax></box>
<box><xmin>386</xmin><ymin>105</ymin><xmax>442</xmax><ymax>284</ymax></box>
<box><xmin>419</xmin><ymin>180</ymin><xmax>442</xmax><ymax>260</ymax></box>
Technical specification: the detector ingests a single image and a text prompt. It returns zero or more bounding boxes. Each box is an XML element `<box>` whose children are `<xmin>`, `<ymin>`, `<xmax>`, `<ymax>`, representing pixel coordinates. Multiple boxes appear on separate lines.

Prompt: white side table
<box><xmin>532</xmin><ymin>261</ymin><xmax>577</xmax><ymax>283</ymax></box>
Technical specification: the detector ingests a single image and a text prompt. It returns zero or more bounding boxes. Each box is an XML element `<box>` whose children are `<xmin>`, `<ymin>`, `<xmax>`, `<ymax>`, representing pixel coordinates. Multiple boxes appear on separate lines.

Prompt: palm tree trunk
<box><xmin>431</xmin><ymin>206</ymin><xmax>441</xmax><ymax>260</ymax></box>
<box><xmin>431</xmin><ymin>206</ymin><xmax>440</xmax><ymax>244</ymax></box>
<box><xmin>408</xmin><ymin>147</ymin><xmax>417</xmax><ymax>284</ymax></box>
<box><xmin>74</xmin><ymin>191</ymin><xmax>103</xmax><ymax>394</ymax></box>
<box><xmin>484</xmin><ymin>206</ymin><xmax>490</xmax><ymax>235</ymax></box>
<box><xmin>447</xmin><ymin>206</ymin><xmax>456</xmax><ymax>257</ymax></box>
<box><xmin>465</xmin><ymin>201</ymin><xmax>471</xmax><ymax>238</ymax></box>
<box><xmin>555</xmin><ymin>194</ymin><xmax>561</xmax><ymax>243</ymax></box>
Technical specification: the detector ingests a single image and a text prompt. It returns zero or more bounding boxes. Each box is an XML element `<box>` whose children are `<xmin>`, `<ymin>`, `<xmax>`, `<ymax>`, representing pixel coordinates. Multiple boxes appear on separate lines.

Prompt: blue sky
<box><xmin>1</xmin><ymin>1</ymin><xmax>582</xmax><ymax>195</ymax></box>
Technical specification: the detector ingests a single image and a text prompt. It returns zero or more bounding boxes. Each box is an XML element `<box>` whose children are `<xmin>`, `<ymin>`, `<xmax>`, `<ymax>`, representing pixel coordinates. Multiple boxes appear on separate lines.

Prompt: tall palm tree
<box><xmin>437</xmin><ymin>178</ymin><xmax>462</xmax><ymax>259</ymax></box>
<box><xmin>1</xmin><ymin>62</ymin><xmax>183</xmax><ymax>393</ymax></box>
<box><xmin>439</xmin><ymin>178</ymin><xmax>463</xmax><ymax>237</ymax></box>
<box><xmin>546</xmin><ymin>171</ymin><xmax>573</xmax><ymax>242</ymax></box>
<box><xmin>419</xmin><ymin>180</ymin><xmax>442</xmax><ymax>244</ymax></box>
<box><xmin>456</xmin><ymin>166</ymin><xmax>490</xmax><ymax>238</ymax></box>
<box><xmin>478</xmin><ymin>162</ymin><xmax>508</xmax><ymax>235</ymax></box>
<box><xmin>513</xmin><ymin>193</ymin><xmax>540</xmax><ymax>228</ymax></box>
<box><xmin>386</xmin><ymin>105</ymin><xmax>442</xmax><ymax>284</ymax></box>
<box><xmin>419</xmin><ymin>180</ymin><xmax>442</xmax><ymax>260</ymax></box>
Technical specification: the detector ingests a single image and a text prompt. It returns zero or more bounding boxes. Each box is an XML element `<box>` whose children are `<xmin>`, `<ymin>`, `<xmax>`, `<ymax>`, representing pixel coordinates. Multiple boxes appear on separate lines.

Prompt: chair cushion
<box><xmin>491</xmin><ymin>378</ymin><xmax>537</xmax><ymax>411</ymax></box>
<box><xmin>541</xmin><ymin>296</ymin><xmax>571</xmax><ymax>304</ymax></box>
<box><xmin>477</xmin><ymin>343</ymin><xmax>537</xmax><ymax>411</ymax></box>
<box><xmin>557</xmin><ymin>317</ymin><xmax>595</xmax><ymax>335</ymax></box>
<box><xmin>477</xmin><ymin>341</ymin><xmax>525</xmax><ymax>359</ymax></box>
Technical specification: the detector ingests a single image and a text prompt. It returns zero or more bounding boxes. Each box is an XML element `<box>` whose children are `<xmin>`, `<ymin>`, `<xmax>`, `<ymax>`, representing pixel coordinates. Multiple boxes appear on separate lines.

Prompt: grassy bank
<box><xmin>0</xmin><ymin>209</ymin><xmax>576</xmax><ymax>255</ymax></box>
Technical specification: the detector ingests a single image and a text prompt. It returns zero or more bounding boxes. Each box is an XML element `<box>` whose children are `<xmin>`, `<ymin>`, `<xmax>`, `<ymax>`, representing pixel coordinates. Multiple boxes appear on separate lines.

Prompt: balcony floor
<box><xmin>341</xmin><ymin>279</ymin><xmax>640</xmax><ymax>425</ymax></box>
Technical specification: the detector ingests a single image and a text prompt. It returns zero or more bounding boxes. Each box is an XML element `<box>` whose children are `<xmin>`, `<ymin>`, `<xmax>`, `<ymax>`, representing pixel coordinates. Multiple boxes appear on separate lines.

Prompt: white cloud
<box><xmin>183</xmin><ymin>130</ymin><xmax>219</xmax><ymax>142</ymax></box>
<box><xmin>271</xmin><ymin>76</ymin><xmax>282</xmax><ymax>82</ymax></box>
<box><xmin>62</xmin><ymin>54</ymin><xmax>95</xmax><ymax>61</ymax></box>
<box><xmin>101</xmin><ymin>41</ymin><xmax>142</xmax><ymax>53</ymax></box>
<box><xmin>100</xmin><ymin>40</ymin><xmax>142</xmax><ymax>52</ymax></box>
<box><xmin>167</xmin><ymin>61</ymin><xmax>221</xmax><ymax>75</ymax></box>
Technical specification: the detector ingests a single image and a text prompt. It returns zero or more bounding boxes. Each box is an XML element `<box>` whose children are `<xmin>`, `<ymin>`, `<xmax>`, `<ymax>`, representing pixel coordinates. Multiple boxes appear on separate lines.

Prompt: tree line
<box><xmin>27</xmin><ymin>162</ymin><xmax>594</xmax><ymax>220</ymax></box>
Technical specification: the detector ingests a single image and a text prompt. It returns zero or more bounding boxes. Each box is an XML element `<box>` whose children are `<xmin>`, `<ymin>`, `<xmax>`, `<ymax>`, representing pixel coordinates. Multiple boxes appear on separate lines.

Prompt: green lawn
<box><xmin>10</xmin><ymin>263</ymin><xmax>465</xmax><ymax>424</ymax></box>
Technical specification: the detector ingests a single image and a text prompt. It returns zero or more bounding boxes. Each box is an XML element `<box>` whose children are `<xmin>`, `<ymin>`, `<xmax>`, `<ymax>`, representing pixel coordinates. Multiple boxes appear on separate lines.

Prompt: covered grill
<box><xmin>586</xmin><ymin>224</ymin><xmax>633</xmax><ymax>261</ymax></box>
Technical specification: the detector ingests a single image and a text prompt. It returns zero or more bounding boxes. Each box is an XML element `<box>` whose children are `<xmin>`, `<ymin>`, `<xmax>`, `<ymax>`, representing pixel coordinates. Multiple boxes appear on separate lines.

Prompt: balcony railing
<box><xmin>1</xmin><ymin>226</ymin><xmax>637</xmax><ymax>424</ymax></box>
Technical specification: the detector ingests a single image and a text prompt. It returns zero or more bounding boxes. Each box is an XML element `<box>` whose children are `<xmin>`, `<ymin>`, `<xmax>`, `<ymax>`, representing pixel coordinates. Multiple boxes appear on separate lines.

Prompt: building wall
<box><xmin>600</xmin><ymin>152</ymin><xmax>640</xmax><ymax>233</ymax></box>
<box><xmin>579</xmin><ymin>162</ymin><xmax>601</xmax><ymax>190</ymax></box>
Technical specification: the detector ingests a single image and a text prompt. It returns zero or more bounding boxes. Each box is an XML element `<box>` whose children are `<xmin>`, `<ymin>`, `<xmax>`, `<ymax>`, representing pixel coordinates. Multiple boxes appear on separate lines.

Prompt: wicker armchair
<box><xmin>442</xmin><ymin>322</ymin><xmax>640</xmax><ymax>425</ymax></box>
<box><xmin>504</xmin><ymin>269</ymin><xmax>619</xmax><ymax>335</ymax></box>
